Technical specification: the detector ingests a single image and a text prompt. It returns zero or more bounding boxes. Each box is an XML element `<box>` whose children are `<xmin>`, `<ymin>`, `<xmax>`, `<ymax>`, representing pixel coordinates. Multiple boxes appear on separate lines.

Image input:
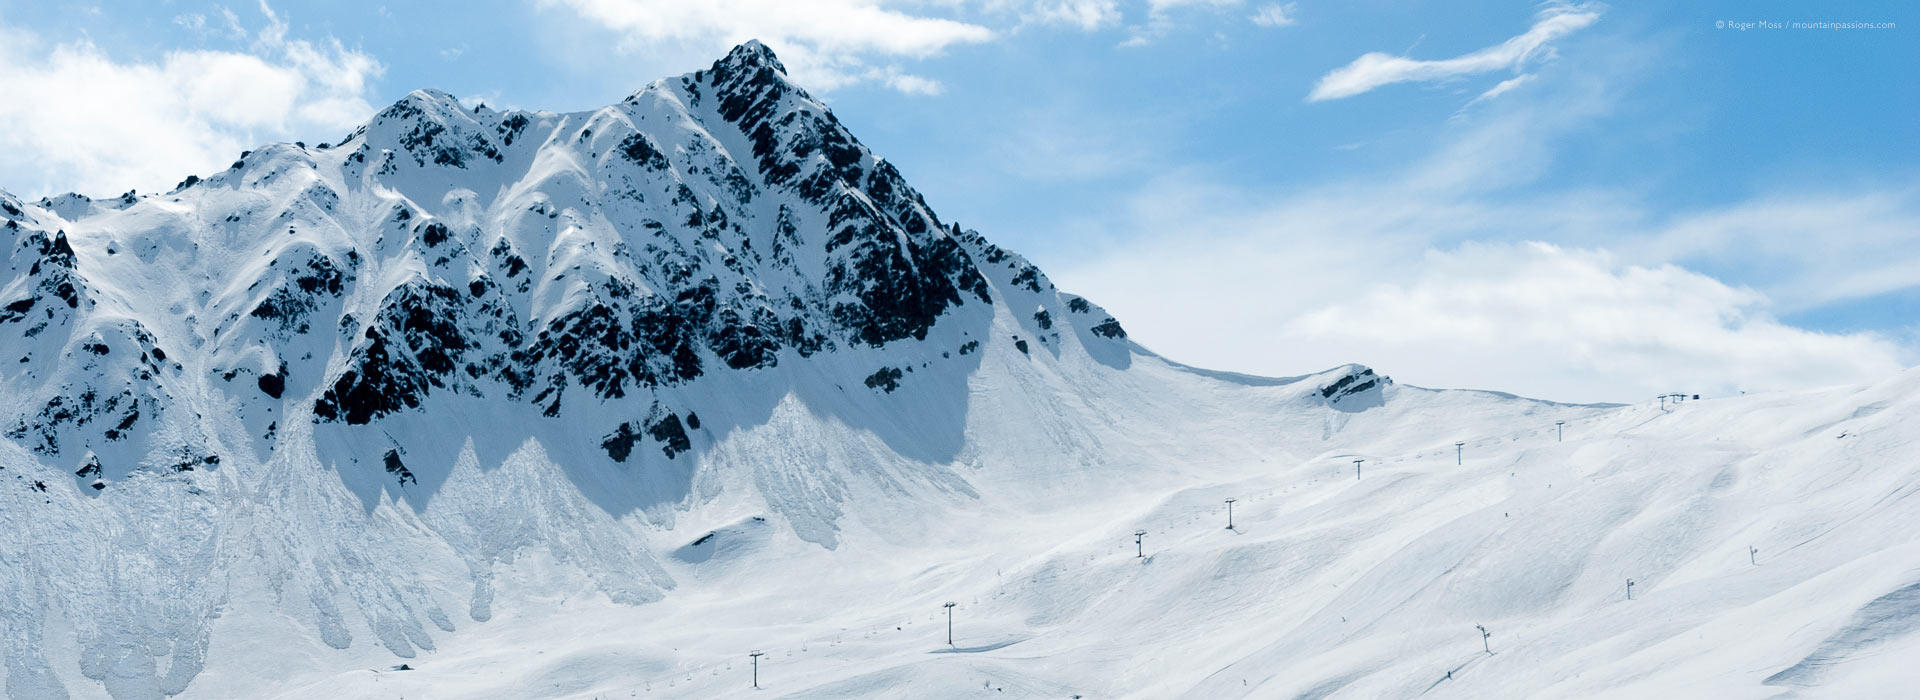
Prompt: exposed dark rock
<box><xmin>514</xmin><ymin>288</ymin><xmax>708</xmax><ymax>410</ymax></box>
<box><xmin>421</xmin><ymin>222</ymin><xmax>451</xmax><ymax>247</ymax></box>
<box><xmin>258</xmin><ymin>369</ymin><xmax>286</xmax><ymax>399</ymax></box>
<box><xmin>497</xmin><ymin>113</ymin><xmax>530</xmax><ymax>146</ymax></box>
<box><xmin>601</xmin><ymin>422</ymin><xmax>642</xmax><ymax>463</ymax></box>
<box><xmin>1010</xmin><ymin>266</ymin><xmax>1042</xmax><ymax>293</ymax></box>
<box><xmin>0</xmin><ymin>298</ymin><xmax>33</xmax><ymax>324</ymax></box>
<box><xmin>647</xmin><ymin>410</ymin><xmax>692</xmax><ymax>458</ymax></box>
<box><xmin>8</xmin><ymin>384</ymin><xmax>143</xmax><ymax>456</ymax></box>
<box><xmin>605</xmin><ymin>405</ymin><xmax>694</xmax><ymax>461</ymax></box>
<box><xmin>618</xmin><ymin>133</ymin><xmax>670</xmax><ymax>170</ymax></box>
<box><xmin>379</xmin><ymin>94</ymin><xmax>504</xmax><ymax>168</ymax></box>
<box><xmin>23</xmin><ymin>231</ymin><xmax>81</xmax><ymax>309</ymax></box>
<box><xmin>702</xmin><ymin>42</ymin><xmax>981</xmax><ymax>350</ymax></box>
<box><xmin>382</xmin><ymin>449</ymin><xmax>416</xmax><ymax>485</ymax></box>
<box><xmin>709</xmin><ymin>307</ymin><xmax>779</xmax><ymax>370</ymax></box>
<box><xmin>75</xmin><ymin>455</ymin><xmax>101</xmax><ymax>479</ymax></box>
<box><xmin>250</xmin><ymin>252</ymin><xmax>346</xmax><ymax>335</ymax></box>
<box><xmin>314</xmin><ymin>282</ymin><xmax>490</xmax><ymax>424</ymax></box>
<box><xmin>1319</xmin><ymin>367</ymin><xmax>1389</xmax><ymax>403</ymax></box>
<box><xmin>864</xmin><ymin>367</ymin><xmax>904</xmax><ymax>393</ymax></box>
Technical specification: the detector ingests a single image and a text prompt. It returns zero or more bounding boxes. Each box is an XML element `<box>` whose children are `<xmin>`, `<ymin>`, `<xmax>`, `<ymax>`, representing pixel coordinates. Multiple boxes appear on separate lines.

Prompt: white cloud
<box><xmin>540</xmin><ymin>0</ymin><xmax>992</xmax><ymax>94</ymax></box>
<box><xmin>1308</xmin><ymin>2</ymin><xmax>1598</xmax><ymax>102</ymax></box>
<box><xmin>871</xmin><ymin>67</ymin><xmax>945</xmax><ymax>96</ymax></box>
<box><xmin>1250</xmin><ymin>3</ymin><xmax>1297</xmax><ymax>28</ymax></box>
<box><xmin>882</xmin><ymin>74</ymin><xmax>943</xmax><ymax>96</ymax></box>
<box><xmin>1048</xmin><ymin>180</ymin><xmax>1917</xmax><ymax>403</ymax></box>
<box><xmin>1288</xmin><ymin>243</ymin><xmax>1906</xmax><ymax>401</ymax></box>
<box><xmin>1008</xmin><ymin>0</ymin><xmax>1122</xmax><ymax>31</ymax></box>
<box><xmin>1639</xmin><ymin>189</ymin><xmax>1920</xmax><ymax>312</ymax></box>
<box><xmin>0</xmin><ymin>3</ymin><xmax>382</xmax><ymax>198</ymax></box>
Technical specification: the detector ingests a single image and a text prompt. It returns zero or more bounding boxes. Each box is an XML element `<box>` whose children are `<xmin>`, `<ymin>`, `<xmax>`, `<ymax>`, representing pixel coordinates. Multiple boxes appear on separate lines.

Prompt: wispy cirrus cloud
<box><xmin>1308</xmin><ymin>2</ymin><xmax>1599</xmax><ymax>102</ymax></box>
<box><xmin>1464</xmin><ymin>73</ymin><xmax>1534</xmax><ymax>107</ymax></box>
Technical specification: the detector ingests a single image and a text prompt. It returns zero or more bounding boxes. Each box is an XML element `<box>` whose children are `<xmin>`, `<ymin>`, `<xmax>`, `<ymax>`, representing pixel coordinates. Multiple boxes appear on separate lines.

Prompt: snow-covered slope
<box><xmin>3</xmin><ymin>43</ymin><xmax>1916</xmax><ymax>699</ymax></box>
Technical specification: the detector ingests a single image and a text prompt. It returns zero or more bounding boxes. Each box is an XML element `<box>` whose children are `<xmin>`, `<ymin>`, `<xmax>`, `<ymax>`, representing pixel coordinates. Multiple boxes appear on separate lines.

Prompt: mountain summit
<box><xmin>1</xmin><ymin>41</ymin><xmax>1162</xmax><ymax>482</ymax></box>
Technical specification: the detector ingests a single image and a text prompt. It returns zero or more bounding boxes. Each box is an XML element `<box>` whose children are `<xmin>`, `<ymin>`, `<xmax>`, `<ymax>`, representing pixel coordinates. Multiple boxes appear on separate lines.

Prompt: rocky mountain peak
<box><xmin>718</xmin><ymin>39</ymin><xmax>787</xmax><ymax>76</ymax></box>
<box><xmin>0</xmin><ymin>41</ymin><xmax>1139</xmax><ymax>489</ymax></box>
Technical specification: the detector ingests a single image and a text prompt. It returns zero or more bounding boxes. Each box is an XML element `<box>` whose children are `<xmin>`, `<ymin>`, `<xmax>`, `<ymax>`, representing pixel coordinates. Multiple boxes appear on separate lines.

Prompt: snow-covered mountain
<box><xmin>3</xmin><ymin>43</ymin><xmax>1916</xmax><ymax>699</ymax></box>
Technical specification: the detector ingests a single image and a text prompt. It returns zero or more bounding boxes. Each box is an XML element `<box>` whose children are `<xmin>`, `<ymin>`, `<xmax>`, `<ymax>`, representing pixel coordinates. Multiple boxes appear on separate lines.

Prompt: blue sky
<box><xmin>0</xmin><ymin>0</ymin><xmax>1913</xmax><ymax>402</ymax></box>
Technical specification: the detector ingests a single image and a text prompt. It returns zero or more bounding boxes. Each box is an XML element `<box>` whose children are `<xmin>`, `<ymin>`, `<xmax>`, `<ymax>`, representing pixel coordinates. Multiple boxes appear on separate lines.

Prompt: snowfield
<box><xmin>11</xmin><ymin>356</ymin><xmax>1920</xmax><ymax>699</ymax></box>
<box><xmin>2</xmin><ymin>42</ymin><xmax>1917</xmax><ymax>699</ymax></box>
